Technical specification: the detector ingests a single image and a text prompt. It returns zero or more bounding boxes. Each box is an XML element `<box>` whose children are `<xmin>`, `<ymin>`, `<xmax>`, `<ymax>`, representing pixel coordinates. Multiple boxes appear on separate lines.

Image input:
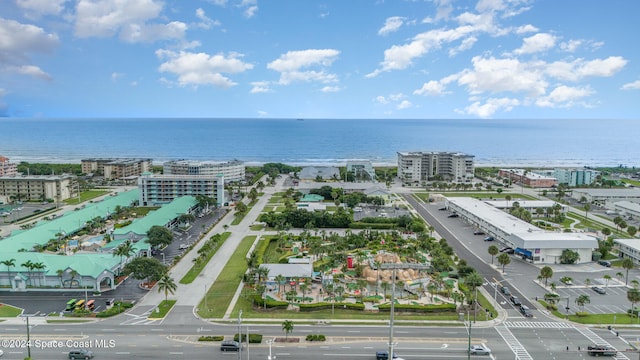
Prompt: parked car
<box><xmin>519</xmin><ymin>305</ymin><xmax>533</xmax><ymax>318</ymax></box>
<box><xmin>220</xmin><ymin>341</ymin><xmax>241</xmax><ymax>352</ymax></box>
<box><xmin>587</xmin><ymin>345</ymin><xmax>616</xmax><ymax>356</ymax></box>
<box><xmin>510</xmin><ymin>295</ymin><xmax>521</xmax><ymax>306</ymax></box>
<box><xmin>500</xmin><ymin>286</ymin><xmax>511</xmax><ymax>296</ymax></box>
<box><xmin>68</xmin><ymin>349</ymin><xmax>94</xmax><ymax>359</ymax></box>
<box><xmin>499</xmin><ymin>246</ymin><xmax>514</xmax><ymax>254</ymax></box>
<box><xmin>473</xmin><ymin>229</ymin><xmax>485</xmax><ymax>235</ymax></box>
<box><xmin>469</xmin><ymin>345</ymin><xmax>492</xmax><ymax>355</ymax></box>
<box><xmin>598</xmin><ymin>260</ymin><xmax>611</xmax><ymax>267</ymax></box>
<box><xmin>438</xmin><ymin>207</ymin><xmax>447</xmax><ymax>211</ymax></box>
<box><xmin>448</xmin><ymin>213</ymin><xmax>459</xmax><ymax>218</ymax></box>
<box><xmin>592</xmin><ymin>286</ymin><xmax>606</xmax><ymax>294</ymax></box>
<box><xmin>484</xmin><ymin>236</ymin><xmax>495</xmax><ymax>242</ymax></box>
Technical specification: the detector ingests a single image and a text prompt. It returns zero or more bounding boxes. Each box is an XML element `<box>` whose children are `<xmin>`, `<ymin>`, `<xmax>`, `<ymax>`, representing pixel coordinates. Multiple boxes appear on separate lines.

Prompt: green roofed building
<box><xmin>0</xmin><ymin>190</ymin><xmax>195</xmax><ymax>293</ymax></box>
<box><xmin>300</xmin><ymin>194</ymin><xmax>325</xmax><ymax>202</ymax></box>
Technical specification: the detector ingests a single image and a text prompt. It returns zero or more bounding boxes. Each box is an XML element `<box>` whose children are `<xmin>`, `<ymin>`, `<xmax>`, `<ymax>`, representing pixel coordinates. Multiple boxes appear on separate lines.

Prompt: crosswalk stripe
<box><xmin>504</xmin><ymin>321</ymin><xmax>575</xmax><ymax>329</ymax></box>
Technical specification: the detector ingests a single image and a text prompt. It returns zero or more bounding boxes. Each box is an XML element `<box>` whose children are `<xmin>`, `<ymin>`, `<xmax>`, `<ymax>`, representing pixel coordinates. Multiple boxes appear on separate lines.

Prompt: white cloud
<box><xmin>74</xmin><ymin>0</ymin><xmax>184</xmax><ymax>42</ymax></box>
<box><xmin>111</xmin><ymin>72</ymin><xmax>124</xmax><ymax>82</ymax></box>
<box><xmin>397</xmin><ymin>100</ymin><xmax>412</xmax><ymax>109</ymax></box>
<box><xmin>156</xmin><ymin>49</ymin><xmax>254</xmax><ymax>88</ymax></box>
<box><xmin>464</xmin><ymin>97</ymin><xmax>520</xmax><ymax>118</ymax></box>
<box><xmin>434</xmin><ymin>0</ymin><xmax>453</xmax><ymax>21</ymax></box>
<box><xmin>621</xmin><ymin>80</ymin><xmax>640</xmax><ymax>90</ymax></box>
<box><xmin>374</xmin><ymin>96</ymin><xmax>388</xmax><ymax>104</ymax></box>
<box><xmin>535</xmin><ymin>85</ymin><xmax>593</xmax><ymax>108</ymax></box>
<box><xmin>515</xmin><ymin>24</ymin><xmax>538</xmax><ymax>34</ymax></box>
<box><xmin>15</xmin><ymin>65</ymin><xmax>51</xmax><ymax>80</ymax></box>
<box><xmin>457</xmin><ymin>56</ymin><xmax>547</xmax><ymax>96</ymax></box>
<box><xmin>239</xmin><ymin>0</ymin><xmax>258</xmax><ymax>18</ymax></box>
<box><xmin>514</xmin><ymin>33</ymin><xmax>556</xmax><ymax>55</ymax></box>
<box><xmin>267</xmin><ymin>49</ymin><xmax>340</xmax><ymax>85</ymax></box>
<box><xmin>560</xmin><ymin>39</ymin><xmax>583</xmax><ymax>53</ymax></box>
<box><xmin>476</xmin><ymin>0</ymin><xmax>506</xmax><ymax>13</ymax></box>
<box><xmin>545</xmin><ymin>56</ymin><xmax>627</xmax><ymax>82</ymax></box>
<box><xmin>16</xmin><ymin>0</ymin><xmax>69</xmax><ymax>17</ymax></box>
<box><xmin>378</xmin><ymin>16</ymin><xmax>405</xmax><ymax>36</ymax></box>
<box><xmin>250</xmin><ymin>81</ymin><xmax>272</xmax><ymax>93</ymax></box>
<box><xmin>414</xmin><ymin>80</ymin><xmax>448</xmax><ymax>96</ymax></box>
<box><xmin>321</xmin><ymin>86</ymin><xmax>341</xmax><ymax>93</ymax></box>
<box><xmin>195</xmin><ymin>8</ymin><xmax>219</xmax><ymax>29</ymax></box>
<box><xmin>449</xmin><ymin>36</ymin><xmax>477</xmax><ymax>56</ymax></box>
<box><xmin>0</xmin><ymin>18</ymin><xmax>58</xmax><ymax>80</ymax></box>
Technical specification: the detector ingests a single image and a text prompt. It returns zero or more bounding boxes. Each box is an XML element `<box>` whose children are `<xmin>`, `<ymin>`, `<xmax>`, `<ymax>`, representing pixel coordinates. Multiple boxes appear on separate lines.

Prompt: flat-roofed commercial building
<box><xmin>138</xmin><ymin>173</ymin><xmax>224</xmax><ymax>207</ymax></box>
<box><xmin>446</xmin><ymin>197</ymin><xmax>597</xmax><ymax>264</ymax></box>
<box><xmin>163</xmin><ymin>159</ymin><xmax>245</xmax><ymax>183</ymax></box>
<box><xmin>0</xmin><ymin>174</ymin><xmax>75</xmax><ymax>202</ymax></box>
<box><xmin>81</xmin><ymin>158</ymin><xmax>152</xmax><ymax>179</ymax></box>
<box><xmin>498</xmin><ymin>169</ymin><xmax>558</xmax><ymax>188</ymax></box>
<box><xmin>346</xmin><ymin>161</ymin><xmax>376</xmax><ymax>181</ymax></box>
<box><xmin>0</xmin><ymin>156</ymin><xmax>17</xmax><ymax>177</ymax></box>
<box><xmin>615</xmin><ymin>239</ymin><xmax>640</xmax><ymax>265</ymax></box>
<box><xmin>398</xmin><ymin>151</ymin><xmax>474</xmax><ymax>185</ymax></box>
<box><xmin>570</xmin><ymin>188</ymin><xmax>640</xmax><ymax>207</ymax></box>
<box><xmin>554</xmin><ymin>168</ymin><xmax>600</xmax><ymax>187</ymax></box>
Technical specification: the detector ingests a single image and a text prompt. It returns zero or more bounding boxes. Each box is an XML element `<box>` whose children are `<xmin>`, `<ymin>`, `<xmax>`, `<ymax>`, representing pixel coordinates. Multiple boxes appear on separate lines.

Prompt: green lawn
<box><xmin>250</xmin><ymin>224</ymin><xmax>264</xmax><ymax>231</ymax></box>
<box><xmin>0</xmin><ymin>304</ymin><xmax>22</xmax><ymax>317</ymax></box>
<box><xmin>148</xmin><ymin>300</ymin><xmax>176</xmax><ymax>319</ymax></box>
<box><xmin>180</xmin><ymin>232</ymin><xmax>231</xmax><ymax>284</ymax></box>
<box><xmin>64</xmin><ymin>190</ymin><xmax>110</xmax><ymax>205</ymax></box>
<box><xmin>197</xmin><ymin>235</ymin><xmax>257</xmax><ymax>318</ymax></box>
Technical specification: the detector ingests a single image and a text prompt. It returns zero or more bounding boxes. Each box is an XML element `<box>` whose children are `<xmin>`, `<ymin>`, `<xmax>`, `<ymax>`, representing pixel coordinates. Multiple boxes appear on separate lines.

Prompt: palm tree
<box><xmin>69</xmin><ymin>269</ymin><xmax>79</xmax><ymax>288</ymax></box>
<box><xmin>114</xmin><ymin>240</ymin><xmax>135</xmax><ymax>274</ymax></box>
<box><xmin>497</xmin><ymin>253</ymin><xmax>511</xmax><ymax>273</ymax></box>
<box><xmin>623</xmin><ymin>258</ymin><xmax>635</xmax><ymax>286</ymax></box>
<box><xmin>603</xmin><ymin>274</ymin><xmax>612</xmax><ymax>289</ymax></box>
<box><xmin>539</xmin><ymin>266</ymin><xmax>553</xmax><ymax>287</ymax></box>
<box><xmin>32</xmin><ymin>262</ymin><xmax>46</xmax><ymax>287</ymax></box>
<box><xmin>282</xmin><ymin>320</ymin><xmax>294</xmax><ymax>341</ymax></box>
<box><xmin>21</xmin><ymin>260</ymin><xmax>35</xmax><ymax>287</ymax></box>
<box><xmin>584</xmin><ymin>278</ymin><xmax>591</xmax><ymax>287</ymax></box>
<box><xmin>575</xmin><ymin>294</ymin><xmax>590</xmax><ymax>313</ymax></box>
<box><xmin>157</xmin><ymin>273</ymin><xmax>177</xmax><ymax>302</ymax></box>
<box><xmin>628</xmin><ymin>288</ymin><xmax>640</xmax><ymax>317</ymax></box>
<box><xmin>274</xmin><ymin>274</ymin><xmax>286</xmax><ymax>296</ymax></box>
<box><xmin>381</xmin><ymin>281</ymin><xmax>390</xmax><ymax>298</ymax></box>
<box><xmin>56</xmin><ymin>269</ymin><xmax>65</xmax><ymax>287</ymax></box>
<box><xmin>1</xmin><ymin>258</ymin><xmax>16</xmax><ymax>286</ymax></box>
<box><xmin>617</xmin><ymin>272</ymin><xmax>624</xmax><ymax>282</ymax></box>
<box><xmin>487</xmin><ymin>245</ymin><xmax>499</xmax><ymax>265</ymax></box>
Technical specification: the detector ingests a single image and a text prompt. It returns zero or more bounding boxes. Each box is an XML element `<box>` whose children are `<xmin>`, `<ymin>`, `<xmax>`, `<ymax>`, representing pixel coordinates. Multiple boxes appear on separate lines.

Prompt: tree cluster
<box><xmin>259</xmin><ymin>208</ymin><xmax>352</xmax><ymax>229</ymax></box>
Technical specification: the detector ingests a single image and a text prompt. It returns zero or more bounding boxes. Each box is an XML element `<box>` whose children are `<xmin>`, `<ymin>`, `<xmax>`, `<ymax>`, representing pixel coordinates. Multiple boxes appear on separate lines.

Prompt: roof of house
<box><xmin>298</xmin><ymin>166</ymin><xmax>340</xmax><ymax>180</ymax></box>
<box><xmin>260</xmin><ymin>263</ymin><xmax>313</xmax><ymax>278</ymax></box>
<box><xmin>113</xmin><ymin>196</ymin><xmax>196</xmax><ymax>236</ymax></box>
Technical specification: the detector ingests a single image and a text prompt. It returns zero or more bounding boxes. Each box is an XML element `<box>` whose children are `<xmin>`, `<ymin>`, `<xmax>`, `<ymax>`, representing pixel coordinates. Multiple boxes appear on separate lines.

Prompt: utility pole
<box><xmin>238</xmin><ymin>310</ymin><xmax>243</xmax><ymax>360</ymax></box>
<box><xmin>26</xmin><ymin>316</ymin><xmax>32</xmax><ymax>359</ymax></box>
<box><xmin>380</xmin><ymin>263</ymin><xmax>430</xmax><ymax>358</ymax></box>
<box><xmin>465</xmin><ymin>310</ymin><xmax>471</xmax><ymax>360</ymax></box>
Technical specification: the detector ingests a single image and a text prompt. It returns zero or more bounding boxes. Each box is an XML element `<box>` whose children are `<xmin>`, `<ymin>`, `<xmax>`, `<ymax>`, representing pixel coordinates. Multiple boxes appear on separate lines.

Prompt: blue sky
<box><xmin>0</xmin><ymin>0</ymin><xmax>638</xmax><ymax>119</ymax></box>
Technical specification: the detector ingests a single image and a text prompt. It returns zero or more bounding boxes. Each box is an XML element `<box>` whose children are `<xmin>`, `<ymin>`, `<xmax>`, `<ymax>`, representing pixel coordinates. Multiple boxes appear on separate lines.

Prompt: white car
<box><xmin>470</xmin><ymin>345</ymin><xmax>491</xmax><ymax>355</ymax></box>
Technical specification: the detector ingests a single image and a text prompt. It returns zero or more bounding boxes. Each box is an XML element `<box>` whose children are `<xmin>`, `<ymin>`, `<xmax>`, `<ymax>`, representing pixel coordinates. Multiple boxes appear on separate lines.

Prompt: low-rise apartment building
<box><xmin>81</xmin><ymin>158</ymin><xmax>152</xmax><ymax>179</ymax></box>
<box><xmin>138</xmin><ymin>173</ymin><xmax>224</xmax><ymax>207</ymax></box>
<box><xmin>0</xmin><ymin>174</ymin><xmax>75</xmax><ymax>202</ymax></box>
<box><xmin>499</xmin><ymin>169</ymin><xmax>558</xmax><ymax>188</ymax></box>
<box><xmin>0</xmin><ymin>156</ymin><xmax>18</xmax><ymax>177</ymax></box>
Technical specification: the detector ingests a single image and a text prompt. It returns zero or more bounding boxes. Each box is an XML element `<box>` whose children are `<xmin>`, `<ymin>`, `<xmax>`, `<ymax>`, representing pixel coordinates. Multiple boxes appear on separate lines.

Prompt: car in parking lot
<box><xmin>469</xmin><ymin>345</ymin><xmax>491</xmax><ymax>355</ymax></box>
<box><xmin>473</xmin><ymin>229</ymin><xmax>485</xmax><ymax>235</ymax></box>
<box><xmin>375</xmin><ymin>351</ymin><xmax>404</xmax><ymax>360</ymax></box>
<box><xmin>447</xmin><ymin>213</ymin><xmax>459</xmax><ymax>218</ymax></box>
<box><xmin>510</xmin><ymin>295</ymin><xmax>521</xmax><ymax>306</ymax></box>
<box><xmin>500</xmin><ymin>286</ymin><xmax>511</xmax><ymax>296</ymax></box>
<box><xmin>592</xmin><ymin>286</ymin><xmax>606</xmax><ymax>294</ymax></box>
<box><xmin>499</xmin><ymin>246</ymin><xmax>514</xmax><ymax>253</ymax></box>
<box><xmin>598</xmin><ymin>260</ymin><xmax>611</xmax><ymax>267</ymax></box>
<box><xmin>483</xmin><ymin>236</ymin><xmax>494</xmax><ymax>241</ymax></box>
<box><xmin>587</xmin><ymin>345</ymin><xmax>616</xmax><ymax>356</ymax></box>
<box><xmin>519</xmin><ymin>305</ymin><xmax>533</xmax><ymax>317</ymax></box>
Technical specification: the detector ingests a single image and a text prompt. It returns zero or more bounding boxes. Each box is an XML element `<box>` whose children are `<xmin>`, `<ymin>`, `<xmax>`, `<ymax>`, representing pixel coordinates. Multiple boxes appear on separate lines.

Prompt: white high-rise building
<box><xmin>163</xmin><ymin>159</ymin><xmax>245</xmax><ymax>183</ymax></box>
<box><xmin>138</xmin><ymin>173</ymin><xmax>225</xmax><ymax>207</ymax></box>
<box><xmin>397</xmin><ymin>151</ymin><xmax>475</xmax><ymax>185</ymax></box>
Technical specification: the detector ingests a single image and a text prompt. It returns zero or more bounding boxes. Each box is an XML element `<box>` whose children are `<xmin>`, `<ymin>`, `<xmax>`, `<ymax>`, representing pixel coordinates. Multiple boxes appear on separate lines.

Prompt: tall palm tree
<box><xmin>113</xmin><ymin>240</ymin><xmax>135</xmax><ymax>275</ymax></box>
<box><xmin>56</xmin><ymin>269</ymin><xmax>65</xmax><ymax>287</ymax></box>
<box><xmin>157</xmin><ymin>273</ymin><xmax>177</xmax><ymax>302</ymax></box>
<box><xmin>21</xmin><ymin>260</ymin><xmax>35</xmax><ymax>287</ymax></box>
<box><xmin>623</xmin><ymin>258</ymin><xmax>635</xmax><ymax>286</ymax></box>
<box><xmin>1</xmin><ymin>258</ymin><xmax>16</xmax><ymax>287</ymax></box>
<box><xmin>32</xmin><ymin>262</ymin><xmax>46</xmax><ymax>287</ymax></box>
<box><xmin>282</xmin><ymin>320</ymin><xmax>294</xmax><ymax>341</ymax></box>
<box><xmin>69</xmin><ymin>269</ymin><xmax>79</xmax><ymax>288</ymax></box>
<box><xmin>274</xmin><ymin>274</ymin><xmax>286</xmax><ymax>296</ymax></box>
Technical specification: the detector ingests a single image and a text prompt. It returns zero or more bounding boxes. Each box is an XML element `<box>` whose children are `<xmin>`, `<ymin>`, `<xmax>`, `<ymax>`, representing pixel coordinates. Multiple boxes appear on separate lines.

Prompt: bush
<box><xmin>198</xmin><ymin>336</ymin><xmax>224</xmax><ymax>342</ymax></box>
<box><xmin>234</xmin><ymin>333</ymin><xmax>263</xmax><ymax>343</ymax></box>
<box><xmin>252</xmin><ymin>295</ymin><xmax>289</xmax><ymax>309</ymax></box>
<box><xmin>95</xmin><ymin>301</ymin><xmax>133</xmax><ymax>318</ymax></box>
<box><xmin>306</xmin><ymin>334</ymin><xmax>326</xmax><ymax>341</ymax></box>
<box><xmin>377</xmin><ymin>303</ymin><xmax>456</xmax><ymax>313</ymax></box>
<box><xmin>575</xmin><ymin>311</ymin><xmax>589</xmax><ymax>317</ymax></box>
<box><xmin>298</xmin><ymin>302</ymin><xmax>365</xmax><ymax>312</ymax></box>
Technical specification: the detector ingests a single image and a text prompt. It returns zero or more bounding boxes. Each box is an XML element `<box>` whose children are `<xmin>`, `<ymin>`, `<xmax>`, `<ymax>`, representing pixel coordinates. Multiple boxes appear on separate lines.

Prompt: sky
<box><xmin>0</xmin><ymin>0</ymin><xmax>639</xmax><ymax>119</ymax></box>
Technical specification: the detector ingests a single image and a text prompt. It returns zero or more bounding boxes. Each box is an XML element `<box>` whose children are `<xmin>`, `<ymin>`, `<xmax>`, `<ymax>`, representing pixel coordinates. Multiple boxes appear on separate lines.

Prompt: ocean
<box><xmin>0</xmin><ymin>118</ymin><xmax>638</xmax><ymax>168</ymax></box>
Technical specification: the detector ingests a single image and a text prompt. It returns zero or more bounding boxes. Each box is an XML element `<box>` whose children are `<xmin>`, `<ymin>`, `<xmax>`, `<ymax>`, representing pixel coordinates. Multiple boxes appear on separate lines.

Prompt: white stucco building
<box><xmin>397</xmin><ymin>151</ymin><xmax>474</xmax><ymax>185</ymax></box>
<box><xmin>163</xmin><ymin>159</ymin><xmax>245</xmax><ymax>183</ymax></box>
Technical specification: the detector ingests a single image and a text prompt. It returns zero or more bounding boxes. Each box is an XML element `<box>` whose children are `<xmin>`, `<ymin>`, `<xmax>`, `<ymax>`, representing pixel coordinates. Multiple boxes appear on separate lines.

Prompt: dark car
<box><xmin>500</xmin><ymin>286</ymin><xmax>511</xmax><ymax>296</ymax></box>
<box><xmin>484</xmin><ymin>236</ymin><xmax>495</xmax><ymax>241</ymax></box>
<box><xmin>598</xmin><ymin>260</ymin><xmax>611</xmax><ymax>267</ymax></box>
<box><xmin>448</xmin><ymin>213</ymin><xmax>459</xmax><ymax>218</ymax></box>
<box><xmin>438</xmin><ymin>207</ymin><xmax>447</xmax><ymax>211</ymax></box>
<box><xmin>500</xmin><ymin>247</ymin><xmax>514</xmax><ymax>254</ymax></box>
<box><xmin>592</xmin><ymin>286</ymin><xmax>606</xmax><ymax>294</ymax></box>
<box><xmin>519</xmin><ymin>305</ymin><xmax>533</xmax><ymax>318</ymax></box>
<box><xmin>220</xmin><ymin>341</ymin><xmax>241</xmax><ymax>352</ymax></box>
<box><xmin>473</xmin><ymin>229</ymin><xmax>485</xmax><ymax>235</ymax></box>
<box><xmin>587</xmin><ymin>345</ymin><xmax>616</xmax><ymax>356</ymax></box>
<box><xmin>376</xmin><ymin>351</ymin><xmax>404</xmax><ymax>360</ymax></box>
<box><xmin>510</xmin><ymin>295</ymin><xmax>521</xmax><ymax>306</ymax></box>
<box><xmin>69</xmin><ymin>349</ymin><xmax>94</xmax><ymax>359</ymax></box>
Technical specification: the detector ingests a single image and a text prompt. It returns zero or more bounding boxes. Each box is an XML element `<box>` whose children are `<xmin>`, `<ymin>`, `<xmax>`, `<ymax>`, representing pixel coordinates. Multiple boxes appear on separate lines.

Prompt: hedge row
<box><xmin>198</xmin><ymin>336</ymin><xmax>224</xmax><ymax>342</ymax></box>
<box><xmin>377</xmin><ymin>303</ymin><xmax>456</xmax><ymax>313</ymax></box>
<box><xmin>349</xmin><ymin>222</ymin><xmax>396</xmax><ymax>230</ymax></box>
<box><xmin>298</xmin><ymin>302</ymin><xmax>365</xmax><ymax>312</ymax></box>
<box><xmin>252</xmin><ymin>295</ymin><xmax>289</xmax><ymax>309</ymax></box>
<box><xmin>234</xmin><ymin>333</ymin><xmax>263</xmax><ymax>343</ymax></box>
<box><xmin>306</xmin><ymin>334</ymin><xmax>326</xmax><ymax>342</ymax></box>
<box><xmin>254</xmin><ymin>237</ymin><xmax>274</xmax><ymax>266</ymax></box>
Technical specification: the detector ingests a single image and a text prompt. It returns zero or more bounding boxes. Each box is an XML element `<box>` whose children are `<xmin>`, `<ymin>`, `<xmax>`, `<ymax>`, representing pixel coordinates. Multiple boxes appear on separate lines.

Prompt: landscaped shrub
<box><xmin>377</xmin><ymin>303</ymin><xmax>456</xmax><ymax>313</ymax></box>
<box><xmin>252</xmin><ymin>295</ymin><xmax>289</xmax><ymax>309</ymax></box>
<box><xmin>234</xmin><ymin>333</ymin><xmax>263</xmax><ymax>343</ymax></box>
<box><xmin>298</xmin><ymin>302</ymin><xmax>365</xmax><ymax>312</ymax></box>
<box><xmin>95</xmin><ymin>301</ymin><xmax>134</xmax><ymax>318</ymax></box>
<box><xmin>198</xmin><ymin>336</ymin><xmax>224</xmax><ymax>341</ymax></box>
<box><xmin>306</xmin><ymin>334</ymin><xmax>326</xmax><ymax>341</ymax></box>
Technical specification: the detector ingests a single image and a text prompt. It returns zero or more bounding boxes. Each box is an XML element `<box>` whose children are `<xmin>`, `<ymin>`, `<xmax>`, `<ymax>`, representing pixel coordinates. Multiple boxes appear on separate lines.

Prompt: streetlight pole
<box><xmin>466</xmin><ymin>310</ymin><xmax>471</xmax><ymax>360</ymax></box>
<box><xmin>238</xmin><ymin>310</ymin><xmax>243</xmax><ymax>360</ymax></box>
<box><xmin>26</xmin><ymin>316</ymin><xmax>32</xmax><ymax>359</ymax></box>
<box><xmin>266</xmin><ymin>339</ymin><xmax>275</xmax><ymax>360</ymax></box>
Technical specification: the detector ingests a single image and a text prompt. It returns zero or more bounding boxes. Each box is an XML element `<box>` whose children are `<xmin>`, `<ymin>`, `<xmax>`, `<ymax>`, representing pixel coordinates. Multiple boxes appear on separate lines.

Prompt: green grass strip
<box><xmin>180</xmin><ymin>232</ymin><xmax>231</xmax><ymax>284</ymax></box>
<box><xmin>63</xmin><ymin>190</ymin><xmax>110</xmax><ymax>205</ymax></box>
<box><xmin>148</xmin><ymin>299</ymin><xmax>176</xmax><ymax>319</ymax></box>
<box><xmin>0</xmin><ymin>304</ymin><xmax>23</xmax><ymax>317</ymax></box>
<box><xmin>198</xmin><ymin>235</ymin><xmax>257</xmax><ymax>318</ymax></box>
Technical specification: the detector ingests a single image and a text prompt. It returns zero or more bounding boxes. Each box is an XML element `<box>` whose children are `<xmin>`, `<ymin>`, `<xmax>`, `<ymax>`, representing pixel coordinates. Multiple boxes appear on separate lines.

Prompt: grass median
<box><xmin>148</xmin><ymin>300</ymin><xmax>177</xmax><ymax>319</ymax></box>
<box><xmin>197</xmin><ymin>235</ymin><xmax>257</xmax><ymax>318</ymax></box>
<box><xmin>0</xmin><ymin>303</ymin><xmax>23</xmax><ymax>317</ymax></box>
<box><xmin>180</xmin><ymin>232</ymin><xmax>231</xmax><ymax>284</ymax></box>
